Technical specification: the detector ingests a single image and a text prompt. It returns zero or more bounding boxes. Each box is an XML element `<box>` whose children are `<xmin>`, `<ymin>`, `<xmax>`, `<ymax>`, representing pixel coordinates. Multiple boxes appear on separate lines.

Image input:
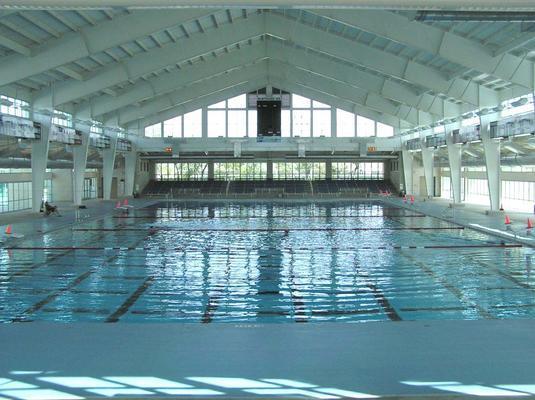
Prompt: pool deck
<box><xmin>1</xmin><ymin>320</ymin><xmax>535</xmax><ymax>398</ymax></box>
<box><xmin>1</xmin><ymin>197</ymin><xmax>535</xmax><ymax>399</ymax></box>
<box><xmin>381</xmin><ymin>196</ymin><xmax>535</xmax><ymax>248</ymax></box>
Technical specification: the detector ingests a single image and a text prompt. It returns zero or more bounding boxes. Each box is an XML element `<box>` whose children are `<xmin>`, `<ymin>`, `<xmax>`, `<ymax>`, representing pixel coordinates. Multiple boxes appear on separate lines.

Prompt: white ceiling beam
<box><xmin>266</xmin><ymin>40</ymin><xmax>463</xmax><ymax>119</ymax></box>
<box><xmin>128</xmin><ymin>78</ymin><xmax>265</xmax><ymax>131</ymax></box>
<box><xmin>115</xmin><ymin>61</ymin><xmax>268</xmax><ymax>125</ymax></box>
<box><xmin>56</xmin><ymin>65</ymin><xmax>84</xmax><ymax>80</ymax></box>
<box><xmin>492</xmin><ymin>32</ymin><xmax>535</xmax><ymax>56</ymax></box>
<box><xmin>0</xmin><ymin>8</ymin><xmax>215</xmax><ymax>87</ymax></box>
<box><xmin>311</xmin><ymin>9</ymin><xmax>534</xmax><ymax>89</ymax></box>
<box><xmin>0</xmin><ymin>34</ymin><xmax>31</xmax><ymax>56</ymax></box>
<box><xmin>269</xmin><ymin>77</ymin><xmax>409</xmax><ymax>130</ymax></box>
<box><xmin>2</xmin><ymin>1</ymin><xmax>535</xmax><ymax>10</ymax></box>
<box><xmin>269</xmin><ymin>60</ymin><xmax>426</xmax><ymax>126</ymax></box>
<box><xmin>33</xmin><ymin>13</ymin><xmax>265</xmax><ymax>108</ymax></box>
<box><xmin>266</xmin><ymin>12</ymin><xmax>500</xmax><ymax>108</ymax></box>
<box><xmin>81</xmin><ymin>42</ymin><xmax>265</xmax><ymax>118</ymax></box>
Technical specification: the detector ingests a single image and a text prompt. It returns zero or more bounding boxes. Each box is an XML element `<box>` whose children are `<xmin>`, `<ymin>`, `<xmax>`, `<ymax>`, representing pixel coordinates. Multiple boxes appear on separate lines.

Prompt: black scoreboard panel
<box><xmin>257</xmin><ymin>100</ymin><xmax>281</xmax><ymax>138</ymax></box>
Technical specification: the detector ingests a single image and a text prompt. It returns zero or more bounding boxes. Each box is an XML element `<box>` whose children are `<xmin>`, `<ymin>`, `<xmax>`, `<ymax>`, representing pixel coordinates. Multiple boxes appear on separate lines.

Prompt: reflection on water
<box><xmin>0</xmin><ymin>201</ymin><xmax>534</xmax><ymax>323</ymax></box>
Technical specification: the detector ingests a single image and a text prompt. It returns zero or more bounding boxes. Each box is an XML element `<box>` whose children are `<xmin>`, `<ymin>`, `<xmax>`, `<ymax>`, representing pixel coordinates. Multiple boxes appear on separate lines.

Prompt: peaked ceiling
<box><xmin>1</xmin><ymin>7</ymin><xmax>535</xmax><ymax>134</ymax></box>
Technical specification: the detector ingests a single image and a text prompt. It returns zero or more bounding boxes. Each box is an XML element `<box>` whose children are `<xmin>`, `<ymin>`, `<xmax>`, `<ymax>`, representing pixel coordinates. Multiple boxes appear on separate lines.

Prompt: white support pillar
<box><xmin>420</xmin><ymin>130</ymin><xmax>434</xmax><ymax>198</ymax></box>
<box><xmin>401</xmin><ymin>147</ymin><xmax>413</xmax><ymax>195</ymax></box>
<box><xmin>331</xmin><ymin>107</ymin><xmax>337</xmax><ymax>138</ymax></box>
<box><xmin>202</xmin><ymin>107</ymin><xmax>208</xmax><ymax>138</ymax></box>
<box><xmin>72</xmin><ymin>122</ymin><xmax>91</xmax><ymax>206</ymax></box>
<box><xmin>124</xmin><ymin>148</ymin><xmax>137</xmax><ymax>197</ymax></box>
<box><xmin>325</xmin><ymin>160</ymin><xmax>333</xmax><ymax>180</ymax></box>
<box><xmin>266</xmin><ymin>161</ymin><xmax>273</xmax><ymax>180</ymax></box>
<box><xmin>480</xmin><ymin>113</ymin><xmax>501</xmax><ymax>211</ymax></box>
<box><xmin>102</xmin><ymin>130</ymin><xmax>118</xmax><ymax>200</ymax></box>
<box><xmin>445</xmin><ymin>122</ymin><xmax>462</xmax><ymax>204</ymax></box>
<box><xmin>31</xmin><ymin>114</ymin><xmax>51</xmax><ymax>212</ymax></box>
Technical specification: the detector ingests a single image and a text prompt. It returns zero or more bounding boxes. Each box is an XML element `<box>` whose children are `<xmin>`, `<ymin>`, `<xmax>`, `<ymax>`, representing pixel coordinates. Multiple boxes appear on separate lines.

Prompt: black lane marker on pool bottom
<box><xmin>403</xmin><ymin>252</ymin><xmax>494</xmax><ymax>320</ymax></box>
<box><xmin>1</xmin><ymin>230</ymin><xmax>113</xmax><ymax>282</ymax></box>
<box><xmin>12</xmin><ymin>269</ymin><xmax>94</xmax><ymax>322</ymax></box>
<box><xmin>366</xmin><ymin>282</ymin><xmax>402</xmax><ymax>321</ymax></box>
<box><xmin>105</xmin><ymin>277</ymin><xmax>154</xmax><ymax>323</ymax></box>
<box><xmin>201</xmin><ymin>295</ymin><xmax>221</xmax><ymax>323</ymax></box>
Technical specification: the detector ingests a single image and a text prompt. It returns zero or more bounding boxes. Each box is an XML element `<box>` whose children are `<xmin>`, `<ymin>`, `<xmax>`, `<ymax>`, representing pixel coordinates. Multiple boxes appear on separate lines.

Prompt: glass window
<box><xmin>227</xmin><ymin>94</ymin><xmax>247</xmax><ymax>109</ymax></box>
<box><xmin>332</xmin><ymin>162</ymin><xmax>384</xmax><ymax>180</ymax></box>
<box><xmin>357</xmin><ymin>116</ymin><xmax>375</xmax><ymax>137</ymax></box>
<box><xmin>52</xmin><ymin>110</ymin><xmax>73</xmax><ymax>128</ymax></box>
<box><xmin>501</xmin><ymin>180</ymin><xmax>535</xmax><ymax>212</ymax></box>
<box><xmin>462</xmin><ymin>115</ymin><xmax>480</xmax><ymax>127</ymax></box>
<box><xmin>214</xmin><ymin>162</ymin><xmax>267</xmax><ymax>180</ymax></box>
<box><xmin>312</xmin><ymin>100</ymin><xmax>330</xmax><ymax>109</ymax></box>
<box><xmin>155</xmin><ymin>163</ymin><xmax>208</xmax><ymax>181</ymax></box>
<box><xmin>281</xmin><ymin>110</ymin><xmax>291</xmax><ymax>137</ymax></box>
<box><xmin>163</xmin><ymin>116</ymin><xmax>182</xmax><ymax>138</ymax></box>
<box><xmin>0</xmin><ymin>95</ymin><xmax>30</xmax><ymax>118</ymax></box>
<box><xmin>248</xmin><ymin>110</ymin><xmax>257</xmax><ymax>137</ymax></box>
<box><xmin>336</xmin><ymin>109</ymin><xmax>355</xmax><ymax>137</ymax></box>
<box><xmin>184</xmin><ymin>109</ymin><xmax>202</xmax><ymax>137</ymax></box>
<box><xmin>208</xmin><ymin>110</ymin><xmax>226</xmax><ymax>137</ymax></box>
<box><xmin>83</xmin><ymin>177</ymin><xmax>97</xmax><ymax>200</ymax></box>
<box><xmin>208</xmin><ymin>100</ymin><xmax>226</xmax><ymax>109</ymax></box>
<box><xmin>441</xmin><ymin>175</ymin><xmax>452</xmax><ymax>200</ymax></box>
<box><xmin>376</xmin><ymin>122</ymin><xmax>394</xmax><ymax>137</ymax></box>
<box><xmin>0</xmin><ymin>179</ymin><xmax>52</xmax><ymax>213</ymax></box>
<box><xmin>144</xmin><ymin>122</ymin><xmax>162</xmax><ymax>138</ymax></box>
<box><xmin>273</xmin><ymin>162</ymin><xmax>326</xmax><ymax>180</ymax></box>
<box><xmin>313</xmin><ymin>109</ymin><xmax>331</xmax><ymax>137</ymax></box>
<box><xmin>228</xmin><ymin>110</ymin><xmax>246</xmax><ymax>137</ymax></box>
<box><xmin>292</xmin><ymin>94</ymin><xmax>311</xmax><ymax>108</ymax></box>
<box><xmin>293</xmin><ymin>110</ymin><xmax>311</xmax><ymax>137</ymax></box>
<box><xmin>501</xmin><ymin>94</ymin><xmax>534</xmax><ymax>118</ymax></box>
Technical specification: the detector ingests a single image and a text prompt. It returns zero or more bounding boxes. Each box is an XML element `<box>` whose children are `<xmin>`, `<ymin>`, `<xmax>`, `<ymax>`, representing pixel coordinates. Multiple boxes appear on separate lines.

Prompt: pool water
<box><xmin>0</xmin><ymin>201</ymin><xmax>533</xmax><ymax>323</ymax></box>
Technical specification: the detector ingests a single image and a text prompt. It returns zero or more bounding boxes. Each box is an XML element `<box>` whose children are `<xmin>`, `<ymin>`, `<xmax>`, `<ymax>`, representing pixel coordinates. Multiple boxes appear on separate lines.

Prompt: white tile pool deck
<box><xmin>0</xmin><ymin>197</ymin><xmax>535</xmax><ymax>399</ymax></box>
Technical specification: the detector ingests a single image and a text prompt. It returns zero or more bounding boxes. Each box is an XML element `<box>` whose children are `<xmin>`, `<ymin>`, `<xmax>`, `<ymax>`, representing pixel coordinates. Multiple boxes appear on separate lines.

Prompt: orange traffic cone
<box><xmin>505</xmin><ymin>215</ymin><xmax>511</xmax><ymax>225</ymax></box>
<box><xmin>528</xmin><ymin>219</ymin><xmax>533</xmax><ymax>229</ymax></box>
<box><xmin>5</xmin><ymin>225</ymin><xmax>12</xmax><ymax>235</ymax></box>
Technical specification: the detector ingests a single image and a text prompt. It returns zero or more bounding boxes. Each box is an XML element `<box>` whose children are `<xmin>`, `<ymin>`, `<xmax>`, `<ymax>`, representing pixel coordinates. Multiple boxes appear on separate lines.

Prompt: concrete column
<box><xmin>102</xmin><ymin>131</ymin><xmax>118</xmax><ymax>200</ymax></box>
<box><xmin>267</xmin><ymin>160</ymin><xmax>273</xmax><ymax>180</ymax></box>
<box><xmin>331</xmin><ymin>107</ymin><xmax>337</xmax><ymax>138</ymax></box>
<box><xmin>72</xmin><ymin>123</ymin><xmax>91</xmax><ymax>206</ymax></box>
<box><xmin>325</xmin><ymin>160</ymin><xmax>333</xmax><ymax>180</ymax></box>
<box><xmin>401</xmin><ymin>148</ymin><xmax>413</xmax><ymax>195</ymax></box>
<box><xmin>208</xmin><ymin>161</ymin><xmax>214</xmax><ymax>180</ymax></box>
<box><xmin>31</xmin><ymin>114</ymin><xmax>51</xmax><ymax>212</ymax></box>
<box><xmin>124</xmin><ymin>149</ymin><xmax>137</xmax><ymax>197</ymax></box>
<box><xmin>480</xmin><ymin>113</ymin><xmax>501</xmax><ymax>211</ymax></box>
<box><xmin>421</xmin><ymin>146</ymin><xmax>435</xmax><ymax>198</ymax></box>
<box><xmin>445</xmin><ymin>122</ymin><xmax>463</xmax><ymax>204</ymax></box>
<box><xmin>202</xmin><ymin>107</ymin><xmax>208</xmax><ymax>138</ymax></box>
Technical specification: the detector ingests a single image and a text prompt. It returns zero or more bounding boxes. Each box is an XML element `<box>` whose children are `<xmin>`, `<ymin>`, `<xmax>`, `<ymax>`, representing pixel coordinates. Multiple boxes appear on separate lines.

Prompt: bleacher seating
<box><xmin>142</xmin><ymin>179</ymin><xmax>396</xmax><ymax>198</ymax></box>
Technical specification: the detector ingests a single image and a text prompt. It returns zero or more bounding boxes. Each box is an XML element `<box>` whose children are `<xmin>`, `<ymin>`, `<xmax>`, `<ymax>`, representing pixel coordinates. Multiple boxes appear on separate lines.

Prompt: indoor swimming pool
<box><xmin>0</xmin><ymin>201</ymin><xmax>533</xmax><ymax>323</ymax></box>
